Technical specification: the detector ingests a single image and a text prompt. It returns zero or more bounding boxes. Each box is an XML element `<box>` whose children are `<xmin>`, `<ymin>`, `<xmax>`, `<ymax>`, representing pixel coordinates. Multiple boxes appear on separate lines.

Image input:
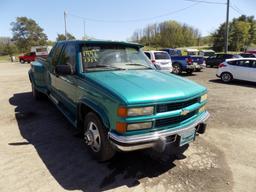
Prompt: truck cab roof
<box><xmin>55</xmin><ymin>40</ymin><xmax>144</xmax><ymax>48</ymax></box>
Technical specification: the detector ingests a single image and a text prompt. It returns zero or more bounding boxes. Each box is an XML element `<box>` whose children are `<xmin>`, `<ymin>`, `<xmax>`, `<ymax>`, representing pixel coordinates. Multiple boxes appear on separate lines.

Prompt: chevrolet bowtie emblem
<box><xmin>181</xmin><ymin>109</ymin><xmax>190</xmax><ymax>116</ymax></box>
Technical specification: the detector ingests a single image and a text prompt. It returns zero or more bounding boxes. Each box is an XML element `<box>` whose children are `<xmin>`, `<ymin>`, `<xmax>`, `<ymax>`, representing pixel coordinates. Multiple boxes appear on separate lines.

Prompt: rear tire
<box><xmin>221</xmin><ymin>72</ymin><xmax>233</xmax><ymax>83</ymax></box>
<box><xmin>172</xmin><ymin>63</ymin><xmax>182</xmax><ymax>75</ymax></box>
<box><xmin>83</xmin><ymin>112</ymin><xmax>115</xmax><ymax>161</ymax></box>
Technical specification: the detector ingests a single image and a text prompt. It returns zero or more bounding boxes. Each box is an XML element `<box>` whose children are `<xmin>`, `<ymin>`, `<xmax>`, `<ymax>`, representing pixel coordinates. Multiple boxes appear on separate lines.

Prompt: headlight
<box><xmin>127</xmin><ymin>122</ymin><xmax>152</xmax><ymax>131</ymax></box>
<box><xmin>117</xmin><ymin>106</ymin><xmax>154</xmax><ymax>117</ymax></box>
<box><xmin>128</xmin><ymin>107</ymin><xmax>154</xmax><ymax>116</ymax></box>
<box><xmin>200</xmin><ymin>94</ymin><xmax>208</xmax><ymax>102</ymax></box>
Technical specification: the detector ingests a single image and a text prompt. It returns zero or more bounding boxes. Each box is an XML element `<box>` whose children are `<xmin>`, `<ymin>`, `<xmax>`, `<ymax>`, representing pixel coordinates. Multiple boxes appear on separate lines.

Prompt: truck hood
<box><xmin>86</xmin><ymin>70</ymin><xmax>206</xmax><ymax>105</ymax></box>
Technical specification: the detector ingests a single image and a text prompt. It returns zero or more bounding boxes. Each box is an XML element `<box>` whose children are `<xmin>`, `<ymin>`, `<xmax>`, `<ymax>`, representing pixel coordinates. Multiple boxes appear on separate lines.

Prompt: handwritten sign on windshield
<box><xmin>82</xmin><ymin>48</ymin><xmax>99</xmax><ymax>63</ymax></box>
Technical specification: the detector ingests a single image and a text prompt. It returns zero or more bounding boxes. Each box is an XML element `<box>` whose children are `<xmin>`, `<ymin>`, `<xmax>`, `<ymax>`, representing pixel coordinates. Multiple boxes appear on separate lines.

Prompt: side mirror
<box><xmin>55</xmin><ymin>65</ymin><xmax>73</xmax><ymax>75</ymax></box>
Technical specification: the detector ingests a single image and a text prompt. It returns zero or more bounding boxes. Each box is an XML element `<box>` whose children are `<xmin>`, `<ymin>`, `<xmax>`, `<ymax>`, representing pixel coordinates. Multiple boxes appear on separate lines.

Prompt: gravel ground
<box><xmin>0</xmin><ymin>62</ymin><xmax>255</xmax><ymax>192</ymax></box>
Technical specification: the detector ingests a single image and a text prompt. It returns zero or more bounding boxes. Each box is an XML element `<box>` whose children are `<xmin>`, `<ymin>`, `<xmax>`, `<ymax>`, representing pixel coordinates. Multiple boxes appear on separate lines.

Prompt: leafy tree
<box><xmin>229</xmin><ymin>21</ymin><xmax>250</xmax><ymax>51</ymax></box>
<box><xmin>212</xmin><ymin>15</ymin><xmax>256</xmax><ymax>52</ymax></box>
<box><xmin>11</xmin><ymin>17</ymin><xmax>48</xmax><ymax>52</ymax></box>
<box><xmin>212</xmin><ymin>23</ymin><xmax>227</xmax><ymax>52</ymax></box>
<box><xmin>131</xmin><ymin>20</ymin><xmax>200</xmax><ymax>48</ymax></box>
<box><xmin>56</xmin><ymin>33</ymin><xmax>76</xmax><ymax>41</ymax></box>
<box><xmin>3</xmin><ymin>43</ymin><xmax>18</xmax><ymax>56</ymax></box>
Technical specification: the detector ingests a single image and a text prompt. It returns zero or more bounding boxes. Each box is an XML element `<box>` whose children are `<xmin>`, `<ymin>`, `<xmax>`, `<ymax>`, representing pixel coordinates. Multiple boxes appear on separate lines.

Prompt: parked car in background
<box><xmin>161</xmin><ymin>48</ymin><xmax>205</xmax><ymax>74</ymax></box>
<box><xmin>29</xmin><ymin>40</ymin><xmax>209</xmax><ymax>161</ymax></box>
<box><xmin>239</xmin><ymin>53</ymin><xmax>256</xmax><ymax>58</ymax></box>
<box><xmin>216</xmin><ymin>58</ymin><xmax>256</xmax><ymax>83</ymax></box>
<box><xmin>245</xmin><ymin>50</ymin><xmax>256</xmax><ymax>54</ymax></box>
<box><xmin>19</xmin><ymin>52</ymin><xmax>36</xmax><ymax>63</ymax></box>
<box><xmin>19</xmin><ymin>46</ymin><xmax>53</xmax><ymax>64</ymax></box>
<box><xmin>199</xmin><ymin>50</ymin><xmax>216</xmax><ymax>58</ymax></box>
<box><xmin>206</xmin><ymin>53</ymin><xmax>241</xmax><ymax>68</ymax></box>
<box><xmin>144</xmin><ymin>51</ymin><xmax>173</xmax><ymax>72</ymax></box>
<box><xmin>184</xmin><ymin>48</ymin><xmax>206</xmax><ymax>72</ymax></box>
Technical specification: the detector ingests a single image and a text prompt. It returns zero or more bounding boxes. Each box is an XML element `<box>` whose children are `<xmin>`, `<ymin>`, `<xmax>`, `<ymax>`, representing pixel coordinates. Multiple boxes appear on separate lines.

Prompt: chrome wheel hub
<box><xmin>84</xmin><ymin>122</ymin><xmax>101</xmax><ymax>152</ymax></box>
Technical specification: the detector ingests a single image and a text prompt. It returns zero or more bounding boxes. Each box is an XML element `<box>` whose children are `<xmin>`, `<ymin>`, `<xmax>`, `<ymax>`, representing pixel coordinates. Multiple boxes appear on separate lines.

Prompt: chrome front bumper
<box><xmin>108</xmin><ymin>111</ymin><xmax>210</xmax><ymax>152</ymax></box>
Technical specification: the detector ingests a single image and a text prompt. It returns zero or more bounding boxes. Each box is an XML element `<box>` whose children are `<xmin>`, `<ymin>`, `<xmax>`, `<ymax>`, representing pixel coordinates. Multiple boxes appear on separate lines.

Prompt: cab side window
<box><xmin>52</xmin><ymin>44</ymin><xmax>64</xmax><ymax>67</ymax></box>
<box><xmin>59</xmin><ymin>45</ymin><xmax>77</xmax><ymax>73</ymax></box>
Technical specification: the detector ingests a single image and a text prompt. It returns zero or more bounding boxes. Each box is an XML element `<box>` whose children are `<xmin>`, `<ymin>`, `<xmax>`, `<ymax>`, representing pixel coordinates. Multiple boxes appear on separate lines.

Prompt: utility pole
<box><xmin>224</xmin><ymin>0</ymin><xmax>230</xmax><ymax>53</ymax></box>
<box><xmin>64</xmin><ymin>11</ymin><xmax>67</xmax><ymax>40</ymax></box>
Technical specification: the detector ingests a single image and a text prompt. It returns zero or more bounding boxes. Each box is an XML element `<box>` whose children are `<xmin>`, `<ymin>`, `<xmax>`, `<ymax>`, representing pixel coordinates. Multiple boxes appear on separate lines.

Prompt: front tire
<box><xmin>83</xmin><ymin>112</ymin><xmax>115</xmax><ymax>161</ymax></box>
<box><xmin>221</xmin><ymin>72</ymin><xmax>233</xmax><ymax>83</ymax></box>
<box><xmin>20</xmin><ymin>59</ymin><xmax>25</xmax><ymax>64</ymax></box>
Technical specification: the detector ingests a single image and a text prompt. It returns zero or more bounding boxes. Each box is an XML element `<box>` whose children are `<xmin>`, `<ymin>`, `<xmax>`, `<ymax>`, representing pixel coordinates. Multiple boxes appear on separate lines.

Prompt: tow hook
<box><xmin>196</xmin><ymin>123</ymin><xmax>207</xmax><ymax>134</ymax></box>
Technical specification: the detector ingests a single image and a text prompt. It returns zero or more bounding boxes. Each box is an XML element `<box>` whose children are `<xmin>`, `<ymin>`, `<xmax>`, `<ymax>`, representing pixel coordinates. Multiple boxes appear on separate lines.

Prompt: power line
<box><xmin>67</xmin><ymin>2</ymin><xmax>200</xmax><ymax>23</ymax></box>
<box><xmin>184</xmin><ymin>0</ymin><xmax>226</xmax><ymax>5</ymax></box>
<box><xmin>230</xmin><ymin>6</ymin><xmax>243</xmax><ymax>15</ymax></box>
<box><xmin>230</xmin><ymin>4</ymin><xmax>245</xmax><ymax>15</ymax></box>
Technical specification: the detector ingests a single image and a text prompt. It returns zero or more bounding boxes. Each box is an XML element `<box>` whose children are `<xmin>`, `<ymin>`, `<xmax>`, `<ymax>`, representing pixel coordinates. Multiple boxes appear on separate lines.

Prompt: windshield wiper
<box><xmin>86</xmin><ymin>65</ymin><xmax>125</xmax><ymax>70</ymax></box>
<box><xmin>125</xmin><ymin>63</ymin><xmax>152</xmax><ymax>69</ymax></box>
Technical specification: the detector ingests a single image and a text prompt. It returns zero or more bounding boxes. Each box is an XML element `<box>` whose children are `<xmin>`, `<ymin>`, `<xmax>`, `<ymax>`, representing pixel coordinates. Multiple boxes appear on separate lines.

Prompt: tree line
<box><xmin>131</xmin><ymin>15</ymin><xmax>256</xmax><ymax>52</ymax></box>
<box><xmin>212</xmin><ymin>15</ymin><xmax>256</xmax><ymax>52</ymax></box>
<box><xmin>130</xmin><ymin>20</ymin><xmax>201</xmax><ymax>48</ymax></box>
<box><xmin>1</xmin><ymin>15</ymin><xmax>256</xmax><ymax>57</ymax></box>
<box><xmin>0</xmin><ymin>17</ymin><xmax>76</xmax><ymax>56</ymax></box>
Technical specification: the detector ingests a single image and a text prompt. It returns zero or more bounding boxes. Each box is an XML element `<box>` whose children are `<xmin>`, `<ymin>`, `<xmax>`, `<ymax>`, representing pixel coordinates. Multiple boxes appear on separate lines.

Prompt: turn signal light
<box><xmin>117</xmin><ymin>107</ymin><xmax>128</xmax><ymax>117</ymax></box>
<box><xmin>116</xmin><ymin>122</ymin><xmax>127</xmax><ymax>133</ymax></box>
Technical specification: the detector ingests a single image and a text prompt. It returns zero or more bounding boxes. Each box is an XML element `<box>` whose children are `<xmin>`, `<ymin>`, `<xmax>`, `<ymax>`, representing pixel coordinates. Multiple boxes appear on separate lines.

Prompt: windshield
<box><xmin>81</xmin><ymin>44</ymin><xmax>154</xmax><ymax>72</ymax></box>
<box><xmin>154</xmin><ymin>52</ymin><xmax>170</xmax><ymax>60</ymax></box>
<box><xmin>203</xmin><ymin>52</ymin><xmax>215</xmax><ymax>57</ymax></box>
<box><xmin>187</xmin><ymin>51</ymin><xmax>198</xmax><ymax>56</ymax></box>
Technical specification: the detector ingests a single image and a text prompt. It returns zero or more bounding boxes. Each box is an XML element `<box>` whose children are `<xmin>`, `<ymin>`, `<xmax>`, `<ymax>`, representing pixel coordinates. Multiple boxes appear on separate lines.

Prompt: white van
<box><xmin>31</xmin><ymin>46</ymin><xmax>52</xmax><ymax>57</ymax></box>
<box><xmin>144</xmin><ymin>51</ymin><xmax>173</xmax><ymax>72</ymax></box>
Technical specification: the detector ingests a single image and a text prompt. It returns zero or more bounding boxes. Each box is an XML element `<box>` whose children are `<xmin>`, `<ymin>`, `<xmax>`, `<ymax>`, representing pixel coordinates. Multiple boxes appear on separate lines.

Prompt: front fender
<box><xmin>78</xmin><ymin>98</ymin><xmax>110</xmax><ymax>129</ymax></box>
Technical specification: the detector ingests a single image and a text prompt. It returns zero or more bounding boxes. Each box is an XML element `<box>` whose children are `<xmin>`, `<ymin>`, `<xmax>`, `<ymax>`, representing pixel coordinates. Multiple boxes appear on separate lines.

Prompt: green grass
<box><xmin>0</xmin><ymin>54</ymin><xmax>20</xmax><ymax>62</ymax></box>
<box><xmin>0</xmin><ymin>55</ymin><xmax>11</xmax><ymax>62</ymax></box>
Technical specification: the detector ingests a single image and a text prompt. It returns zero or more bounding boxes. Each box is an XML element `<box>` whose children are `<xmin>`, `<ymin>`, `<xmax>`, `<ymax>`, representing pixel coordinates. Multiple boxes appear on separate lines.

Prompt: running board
<box><xmin>49</xmin><ymin>94</ymin><xmax>59</xmax><ymax>105</ymax></box>
<box><xmin>48</xmin><ymin>93</ymin><xmax>76</xmax><ymax>127</ymax></box>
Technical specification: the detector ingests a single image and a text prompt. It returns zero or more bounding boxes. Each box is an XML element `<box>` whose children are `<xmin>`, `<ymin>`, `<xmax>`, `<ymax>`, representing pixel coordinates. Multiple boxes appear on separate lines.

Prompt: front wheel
<box><xmin>221</xmin><ymin>72</ymin><xmax>233</xmax><ymax>83</ymax></box>
<box><xmin>20</xmin><ymin>59</ymin><xmax>25</xmax><ymax>64</ymax></box>
<box><xmin>83</xmin><ymin>112</ymin><xmax>115</xmax><ymax>161</ymax></box>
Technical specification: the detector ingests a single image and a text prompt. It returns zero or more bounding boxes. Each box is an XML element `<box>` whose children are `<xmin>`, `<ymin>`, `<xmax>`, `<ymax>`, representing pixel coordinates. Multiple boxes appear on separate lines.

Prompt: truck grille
<box><xmin>156</xmin><ymin>98</ymin><xmax>199</xmax><ymax>113</ymax></box>
<box><xmin>155</xmin><ymin>110</ymin><xmax>197</xmax><ymax>128</ymax></box>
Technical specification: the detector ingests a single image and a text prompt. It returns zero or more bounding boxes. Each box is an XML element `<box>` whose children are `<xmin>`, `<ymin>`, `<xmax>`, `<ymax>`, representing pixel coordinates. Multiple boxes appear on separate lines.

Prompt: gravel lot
<box><xmin>0</xmin><ymin>62</ymin><xmax>255</xmax><ymax>192</ymax></box>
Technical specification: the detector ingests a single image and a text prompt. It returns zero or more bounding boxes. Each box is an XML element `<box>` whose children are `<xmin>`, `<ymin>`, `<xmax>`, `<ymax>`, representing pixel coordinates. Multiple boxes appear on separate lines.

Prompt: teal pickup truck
<box><xmin>29</xmin><ymin>40</ymin><xmax>209</xmax><ymax>161</ymax></box>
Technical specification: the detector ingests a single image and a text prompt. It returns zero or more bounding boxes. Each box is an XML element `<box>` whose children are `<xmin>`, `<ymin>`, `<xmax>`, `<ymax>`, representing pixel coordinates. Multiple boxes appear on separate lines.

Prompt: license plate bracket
<box><xmin>179</xmin><ymin>129</ymin><xmax>195</xmax><ymax>146</ymax></box>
